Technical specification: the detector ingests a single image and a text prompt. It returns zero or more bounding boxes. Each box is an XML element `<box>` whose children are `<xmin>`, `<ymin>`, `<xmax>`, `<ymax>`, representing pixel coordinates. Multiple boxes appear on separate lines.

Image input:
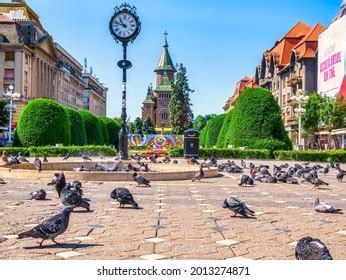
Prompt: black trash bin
<box><xmin>184</xmin><ymin>129</ymin><xmax>199</xmax><ymax>158</ymax></box>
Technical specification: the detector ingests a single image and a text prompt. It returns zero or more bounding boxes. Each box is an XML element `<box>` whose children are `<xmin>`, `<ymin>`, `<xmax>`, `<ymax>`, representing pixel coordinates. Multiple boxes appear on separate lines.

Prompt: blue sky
<box><xmin>14</xmin><ymin>0</ymin><xmax>342</xmax><ymax>119</ymax></box>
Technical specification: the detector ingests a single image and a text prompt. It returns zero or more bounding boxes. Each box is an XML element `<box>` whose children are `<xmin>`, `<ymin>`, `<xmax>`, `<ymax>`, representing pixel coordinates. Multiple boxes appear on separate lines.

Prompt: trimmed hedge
<box><xmin>17</xmin><ymin>99</ymin><xmax>71</xmax><ymax>147</ymax></box>
<box><xmin>274</xmin><ymin>150</ymin><xmax>346</xmax><ymax>163</ymax></box>
<box><xmin>98</xmin><ymin>116</ymin><xmax>120</xmax><ymax>147</ymax></box>
<box><xmin>64</xmin><ymin>108</ymin><xmax>87</xmax><ymax>146</ymax></box>
<box><xmin>97</xmin><ymin>116</ymin><xmax>110</xmax><ymax>145</ymax></box>
<box><xmin>169</xmin><ymin>148</ymin><xmax>272</xmax><ymax>159</ymax></box>
<box><xmin>168</xmin><ymin>147</ymin><xmax>346</xmax><ymax>162</ymax></box>
<box><xmin>203</xmin><ymin>114</ymin><xmax>226</xmax><ymax>148</ymax></box>
<box><xmin>216</xmin><ymin>110</ymin><xmax>233</xmax><ymax>148</ymax></box>
<box><xmin>250</xmin><ymin>139</ymin><xmax>292</xmax><ymax>152</ymax></box>
<box><xmin>226</xmin><ymin>87</ymin><xmax>292</xmax><ymax>150</ymax></box>
<box><xmin>0</xmin><ymin>146</ymin><xmax>116</xmax><ymax>157</ymax></box>
<box><xmin>78</xmin><ymin>110</ymin><xmax>104</xmax><ymax>145</ymax></box>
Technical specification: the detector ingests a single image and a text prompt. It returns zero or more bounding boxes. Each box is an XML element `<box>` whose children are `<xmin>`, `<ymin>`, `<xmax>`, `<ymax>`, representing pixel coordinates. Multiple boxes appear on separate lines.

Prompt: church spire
<box><xmin>155</xmin><ymin>32</ymin><xmax>176</xmax><ymax>73</ymax></box>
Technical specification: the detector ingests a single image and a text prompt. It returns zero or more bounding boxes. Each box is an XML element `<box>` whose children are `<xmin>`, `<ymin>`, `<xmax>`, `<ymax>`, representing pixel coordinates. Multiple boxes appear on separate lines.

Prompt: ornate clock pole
<box><xmin>109</xmin><ymin>3</ymin><xmax>141</xmax><ymax>160</ymax></box>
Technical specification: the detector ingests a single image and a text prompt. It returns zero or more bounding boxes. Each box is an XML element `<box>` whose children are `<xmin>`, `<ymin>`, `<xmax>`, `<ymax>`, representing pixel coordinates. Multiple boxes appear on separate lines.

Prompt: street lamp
<box><xmin>2</xmin><ymin>85</ymin><xmax>20</xmax><ymax>144</ymax></box>
<box><xmin>291</xmin><ymin>89</ymin><xmax>309</xmax><ymax>150</ymax></box>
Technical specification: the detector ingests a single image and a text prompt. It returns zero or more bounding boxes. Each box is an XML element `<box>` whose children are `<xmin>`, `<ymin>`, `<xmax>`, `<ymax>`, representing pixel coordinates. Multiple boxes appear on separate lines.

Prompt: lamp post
<box><xmin>2</xmin><ymin>85</ymin><xmax>20</xmax><ymax>144</ymax></box>
<box><xmin>291</xmin><ymin>89</ymin><xmax>309</xmax><ymax>150</ymax></box>
<box><xmin>109</xmin><ymin>3</ymin><xmax>141</xmax><ymax>160</ymax></box>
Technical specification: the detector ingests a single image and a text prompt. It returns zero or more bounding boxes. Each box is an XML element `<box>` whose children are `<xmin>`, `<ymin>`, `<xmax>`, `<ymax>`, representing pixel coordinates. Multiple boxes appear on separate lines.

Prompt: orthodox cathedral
<box><xmin>141</xmin><ymin>32</ymin><xmax>176</xmax><ymax>131</ymax></box>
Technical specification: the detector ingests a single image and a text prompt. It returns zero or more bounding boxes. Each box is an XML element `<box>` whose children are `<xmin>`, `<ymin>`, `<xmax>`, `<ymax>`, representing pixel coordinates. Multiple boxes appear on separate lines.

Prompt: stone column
<box><xmin>0</xmin><ymin>51</ymin><xmax>5</xmax><ymax>93</ymax></box>
<box><xmin>14</xmin><ymin>50</ymin><xmax>24</xmax><ymax>95</ymax></box>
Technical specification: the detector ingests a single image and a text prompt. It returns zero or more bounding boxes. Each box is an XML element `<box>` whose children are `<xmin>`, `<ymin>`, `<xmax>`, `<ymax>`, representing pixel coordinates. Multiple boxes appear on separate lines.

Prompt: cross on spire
<box><xmin>163</xmin><ymin>31</ymin><xmax>169</xmax><ymax>48</ymax></box>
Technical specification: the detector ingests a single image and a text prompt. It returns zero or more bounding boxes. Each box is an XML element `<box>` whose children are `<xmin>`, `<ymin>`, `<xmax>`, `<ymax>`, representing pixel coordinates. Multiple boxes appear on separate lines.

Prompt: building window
<box><xmin>4</xmin><ymin>69</ymin><xmax>15</xmax><ymax>79</ymax></box>
<box><xmin>5</xmin><ymin>52</ymin><xmax>14</xmax><ymax>61</ymax></box>
<box><xmin>25</xmin><ymin>54</ymin><xmax>29</xmax><ymax>65</ymax></box>
<box><xmin>24</xmin><ymin>71</ymin><xmax>28</xmax><ymax>83</ymax></box>
<box><xmin>162</xmin><ymin>112</ymin><xmax>168</xmax><ymax>120</ymax></box>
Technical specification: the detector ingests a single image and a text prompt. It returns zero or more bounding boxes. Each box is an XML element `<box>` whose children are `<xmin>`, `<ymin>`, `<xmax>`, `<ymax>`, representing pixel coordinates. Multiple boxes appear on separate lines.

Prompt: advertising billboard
<box><xmin>318</xmin><ymin>16</ymin><xmax>346</xmax><ymax>98</ymax></box>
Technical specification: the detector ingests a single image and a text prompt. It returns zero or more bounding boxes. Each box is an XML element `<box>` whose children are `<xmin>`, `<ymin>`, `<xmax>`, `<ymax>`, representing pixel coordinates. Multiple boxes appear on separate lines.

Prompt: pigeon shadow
<box><xmin>120</xmin><ymin>206</ymin><xmax>144</xmax><ymax>210</ymax></box>
<box><xmin>23</xmin><ymin>243</ymin><xmax>103</xmax><ymax>250</ymax></box>
<box><xmin>72</xmin><ymin>210</ymin><xmax>95</xmax><ymax>213</ymax></box>
<box><xmin>230</xmin><ymin>216</ymin><xmax>257</xmax><ymax>220</ymax></box>
<box><xmin>314</xmin><ymin>187</ymin><xmax>332</xmax><ymax>191</ymax></box>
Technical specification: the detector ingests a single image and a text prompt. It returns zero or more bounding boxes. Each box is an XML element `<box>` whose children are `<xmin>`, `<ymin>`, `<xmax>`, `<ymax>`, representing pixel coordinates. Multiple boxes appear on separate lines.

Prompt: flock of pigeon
<box><xmin>0</xmin><ymin>151</ymin><xmax>345</xmax><ymax>260</ymax></box>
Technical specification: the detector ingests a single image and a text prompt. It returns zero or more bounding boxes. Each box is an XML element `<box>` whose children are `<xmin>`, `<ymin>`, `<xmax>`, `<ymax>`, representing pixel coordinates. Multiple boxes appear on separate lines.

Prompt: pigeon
<box><xmin>314</xmin><ymin>198</ymin><xmax>342</xmax><ymax>213</ymax></box>
<box><xmin>0</xmin><ymin>177</ymin><xmax>6</xmax><ymax>185</ymax></box>
<box><xmin>29</xmin><ymin>189</ymin><xmax>47</xmax><ymax>200</ymax></box>
<box><xmin>18</xmin><ymin>207</ymin><xmax>73</xmax><ymax>247</ymax></box>
<box><xmin>110</xmin><ymin>187</ymin><xmax>139</xmax><ymax>209</ymax></box>
<box><xmin>73</xmin><ymin>165</ymin><xmax>91</xmax><ymax>172</ymax></box>
<box><xmin>309</xmin><ymin>177</ymin><xmax>329</xmax><ymax>189</ymax></box>
<box><xmin>187</xmin><ymin>158</ymin><xmax>199</xmax><ymax>165</ymax></box>
<box><xmin>34</xmin><ymin>158</ymin><xmax>42</xmax><ymax>173</ymax></box>
<box><xmin>192</xmin><ymin>167</ymin><xmax>204</xmax><ymax>182</ymax></box>
<box><xmin>173</xmin><ymin>160</ymin><xmax>178</xmax><ymax>164</ymax></box>
<box><xmin>1</xmin><ymin>151</ymin><xmax>8</xmax><ymax>164</ymax></box>
<box><xmin>240</xmin><ymin>160</ymin><xmax>246</xmax><ymax>169</ymax></box>
<box><xmin>132</xmin><ymin>172</ymin><xmax>151</xmax><ymax>187</ymax></box>
<box><xmin>280</xmin><ymin>163</ymin><xmax>289</xmax><ymax>168</ymax></box>
<box><xmin>95</xmin><ymin>162</ymin><xmax>119</xmax><ymax>172</ymax></box>
<box><xmin>47</xmin><ymin>172</ymin><xmax>66</xmax><ymax>198</ymax></box>
<box><xmin>222</xmin><ymin>197</ymin><xmax>255</xmax><ymax>218</ymax></box>
<box><xmin>127</xmin><ymin>163</ymin><xmax>139</xmax><ymax>172</ymax></box>
<box><xmin>60</xmin><ymin>183</ymin><xmax>90</xmax><ymax>211</ymax></box>
<box><xmin>337</xmin><ymin>171</ymin><xmax>344</xmax><ymax>182</ymax></box>
<box><xmin>70</xmin><ymin>180</ymin><xmax>83</xmax><ymax>196</ymax></box>
<box><xmin>295</xmin><ymin>236</ymin><xmax>333</xmax><ymax>260</ymax></box>
<box><xmin>81</xmin><ymin>154</ymin><xmax>92</xmax><ymax>161</ymax></box>
<box><xmin>139</xmin><ymin>162</ymin><xmax>149</xmax><ymax>172</ymax></box>
<box><xmin>62</xmin><ymin>153</ymin><xmax>69</xmax><ymax>161</ymax></box>
<box><xmin>249</xmin><ymin>162</ymin><xmax>255</xmax><ymax>169</ymax></box>
<box><xmin>18</xmin><ymin>153</ymin><xmax>29</xmax><ymax>163</ymax></box>
<box><xmin>238</xmin><ymin>175</ymin><xmax>254</xmax><ymax>187</ymax></box>
<box><xmin>163</xmin><ymin>155</ymin><xmax>170</xmax><ymax>163</ymax></box>
<box><xmin>43</xmin><ymin>156</ymin><xmax>48</xmax><ymax>163</ymax></box>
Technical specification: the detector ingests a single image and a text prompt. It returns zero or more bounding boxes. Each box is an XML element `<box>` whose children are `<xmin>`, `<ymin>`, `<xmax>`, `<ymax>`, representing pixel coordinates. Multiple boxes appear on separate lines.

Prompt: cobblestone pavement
<box><xmin>0</xmin><ymin>159</ymin><xmax>345</xmax><ymax>260</ymax></box>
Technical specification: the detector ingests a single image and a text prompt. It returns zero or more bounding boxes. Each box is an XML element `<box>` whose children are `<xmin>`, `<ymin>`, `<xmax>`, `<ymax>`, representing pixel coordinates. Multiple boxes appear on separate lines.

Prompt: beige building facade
<box><xmin>0</xmin><ymin>1</ymin><xmax>107</xmax><ymax>128</ymax></box>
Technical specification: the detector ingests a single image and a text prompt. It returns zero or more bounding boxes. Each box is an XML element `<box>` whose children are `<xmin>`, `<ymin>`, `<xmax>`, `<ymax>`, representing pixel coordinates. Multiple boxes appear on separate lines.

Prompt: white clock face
<box><xmin>112</xmin><ymin>13</ymin><xmax>137</xmax><ymax>38</ymax></box>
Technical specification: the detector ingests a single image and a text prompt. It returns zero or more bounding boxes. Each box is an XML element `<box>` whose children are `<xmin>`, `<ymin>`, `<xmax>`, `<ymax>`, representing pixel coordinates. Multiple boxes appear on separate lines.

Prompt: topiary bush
<box><xmin>98</xmin><ymin>116</ymin><xmax>120</xmax><ymax>147</ymax></box>
<box><xmin>64</xmin><ymin>108</ymin><xmax>87</xmax><ymax>146</ymax></box>
<box><xmin>216</xmin><ymin>110</ymin><xmax>233</xmax><ymax>148</ymax></box>
<box><xmin>203</xmin><ymin>114</ymin><xmax>226</xmax><ymax>148</ymax></box>
<box><xmin>225</xmin><ymin>87</ymin><xmax>292</xmax><ymax>150</ymax></box>
<box><xmin>16</xmin><ymin>99</ymin><xmax>71</xmax><ymax>147</ymax></box>
<box><xmin>29</xmin><ymin>145</ymin><xmax>116</xmax><ymax>157</ymax></box>
<box><xmin>251</xmin><ymin>139</ymin><xmax>292</xmax><ymax>152</ymax></box>
<box><xmin>78</xmin><ymin>110</ymin><xmax>104</xmax><ymax>145</ymax></box>
<box><xmin>97</xmin><ymin>116</ymin><xmax>110</xmax><ymax>145</ymax></box>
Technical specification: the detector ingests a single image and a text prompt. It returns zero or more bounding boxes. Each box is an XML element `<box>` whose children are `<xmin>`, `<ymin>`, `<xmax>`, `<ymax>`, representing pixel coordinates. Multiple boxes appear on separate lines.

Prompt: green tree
<box><xmin>17</xmin><ymin>99</ymin><xmax>71</xmax><ymax>147</ymax></box>
<box><xmin>169</xmin><ymin>63</ymin><xmax>194</xmax><ymax>134</ymax></box>
<box><xmin>226</xmin><ymin>87</ymin><xmax>292</xmax><ymax>150</ymax></box>
<box><xmin>127</xmin><ymin>121</ymin><xmax>135</xmax><ymax>134</ymax></box>
<box><xmin>0</xmin><ymin>100</ymin><xmax>9</xmax><ymax>127</ymax></box>
<box><xmin>193</xmin><ymin>114</ymin><xmax>217</xmax><ymax>132</ymax></box>
<box><xmin>320</xmin><ymin>96</ymin><xmax>346</xmax><ymax>132</ymax></box>
<box><xmin>142</xmin><ymin>116</ymin><xmax>156</xmax><ymax>135</ymax></box>
<box><xmin>64</xmin><ymin>108</ymin><xmax>87</xmax><ymax>146</ymax></box>
<box><xmin>97</xmin><ymin>116</ymin><xmax>110</xmax><ymax>145</ymax></box>
<box><xmin>301</xmin><ymin>92</ymin><xmax>323</xmax><ymax>134</ymax></box>
<box><xmin>134</xmin><ymin>117</ymin><xmax>143</xmax><ymax>135</ymax></box>
<box><xmin>78</xmin><ymin>110</ymin><xmax>104</xmax><ymax>145</ymax></box>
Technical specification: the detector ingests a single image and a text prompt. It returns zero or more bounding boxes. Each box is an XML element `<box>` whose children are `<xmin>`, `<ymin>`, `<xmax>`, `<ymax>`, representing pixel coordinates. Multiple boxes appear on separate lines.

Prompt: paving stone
<box><xmin>336</xmin><ymin>230</ymin><xmax>346</xmax><ymax>235</ymax></box>
<box><xmin>216</xmin><ymin>239</ymin><xmax>240</xmax><ymax>246</ymax></box>
<box><xmin>145</xmin><ymin>238</ymin><xmax>166</xmax><ymax>243</ymax></box>
<box><xmin>202</xmin><ymin>210</ymin><xmax>217</xmax><ymax>213</ymax></box>
<box><xmin>74</xmin><ymin>236</ymin><xmax>94</xmax><ymax>241</ymax></box>
<box><xmin>154</xmin><ymin>209</ymin><xmax>165</xmax><ymax>212</ymax></box>
<box><xmin>3</xmin><ymin>235</ymin><xmax>18</xmax><ymax>239</ymax></box>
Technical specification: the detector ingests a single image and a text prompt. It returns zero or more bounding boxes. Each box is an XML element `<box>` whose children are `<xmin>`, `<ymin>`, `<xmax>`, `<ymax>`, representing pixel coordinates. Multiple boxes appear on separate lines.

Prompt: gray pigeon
<box><xmin>18</xmin><ymin>153</ymin><xmax>29</xmax><ymax>163</ymax></box>
<box><xmin>34</xmin><ymin>158</ymin><xmax>42</xmax><ymax>173</ymax></box>
<box><xmin>295</xmin><ymin>236</ymin><xmax>333</xmax><ymax>260</ymax></box>
<box><xmin>18</xmin><ymin>207</ymin><xmax>73</xmax><ymax>247</ymax></box>
<box><xmin>192</xmin><ymin>167</ymin><xmax>204</xmax><ymax>182</ymax></box>
<box><xmin>238</xmin><ymin>175</ymin><xmax>254</xmax><ymax>187</ymax></box>
<box><xmin>240</xmin><ymin>159</ymin><xmax>246</xmax><ymax>169</ymax></box>
<box><xmin>29</xmin><ymin>189</ymin><xmax>47</xmax><ymax>200</ymax></box>
<box><xmin>0</xmin><ymin>177</ymin><xmax>6</xmax><ymax>185</ymax></box>
<box><xmin>43</xmin><ymin>156</ymin><xmax>48</xmax><ymax>163</ymax></box>
<box><xmin>82</xmin><ymin>154</ymin><xmax>92</xmax><ymax>161</ymax></box>
<box><xmin>47</xmin><ymin>172</ymin><xmax>66</xmax><ymax>198</ymax></box>
<box><xmin>222</xmin><ymin>197</ymin><xmax>255</xmax><ymax>218</ymax></box>
<box><xmin>60</xmin><ymin>183</ymin><xmax>90</xmax><ymax>211</ymax></box>
<box><xmin>314</xmin><ymin>198</ymin><xmax>342</xmax><ymax>213</ymax></box>
<box><xmin>132</xmin><ymin>172</ymin><xmax>151</xmax><ymax>187</ymax></box>
<box><xmin>63</xmin><ymin>153</ymin><xmax>69</xmax><ymax>161</ymax></box>
<box><xmin>110</xmin><ymin>188</ymin><xmax>139</xmax><ymax>208</ymax></box>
